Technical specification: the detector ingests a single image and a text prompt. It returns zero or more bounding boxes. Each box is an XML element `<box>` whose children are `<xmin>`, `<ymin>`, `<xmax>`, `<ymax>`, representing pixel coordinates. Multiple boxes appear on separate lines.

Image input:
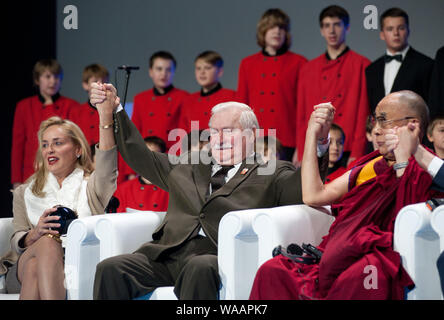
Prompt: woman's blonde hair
<box><xmin>29</xmin><ymin>117</ymin><xmax>94</xmax><ymax>197</ymax></box>
<box><xmin>256</xmin><ymin>8</ymin><xmax>291</xmax><ymax>50</ymax></box>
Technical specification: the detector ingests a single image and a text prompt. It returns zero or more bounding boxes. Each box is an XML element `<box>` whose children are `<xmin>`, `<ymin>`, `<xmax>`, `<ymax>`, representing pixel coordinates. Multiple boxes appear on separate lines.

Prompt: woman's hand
<box><xmin>25</xmin><ymin>208</ymin><xmax>61</xmax><ymax>247</ymax></box>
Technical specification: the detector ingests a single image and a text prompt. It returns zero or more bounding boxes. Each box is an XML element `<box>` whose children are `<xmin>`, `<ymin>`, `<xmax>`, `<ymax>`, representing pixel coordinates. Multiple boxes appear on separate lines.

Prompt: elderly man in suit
<box><xmin>365</xmin><ymin>8</ymin><xmax>434</xmax><ymax>114</ymax></box>
<box><xmin>89</xmin><ymin>83</ymin><xmax>328</xmax><ymax>300</ymax></box>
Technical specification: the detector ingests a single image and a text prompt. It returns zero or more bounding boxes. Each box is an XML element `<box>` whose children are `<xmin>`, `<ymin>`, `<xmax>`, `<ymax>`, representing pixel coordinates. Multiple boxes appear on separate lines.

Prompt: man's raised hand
<box><xmin>90</xmin><ymin>82</ymin><xmax>106</xmax><ymax>107</ymax></box>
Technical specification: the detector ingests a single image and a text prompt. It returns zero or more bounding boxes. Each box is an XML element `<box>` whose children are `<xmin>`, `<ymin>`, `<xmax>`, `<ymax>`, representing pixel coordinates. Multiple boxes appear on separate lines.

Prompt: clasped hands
<box><xmin>90</xmin><ymin>82</ymin><xmax>121</xmax><ymax>114</ymax></box>
<box><xmin>385</xmin><ymin>123</ymin><xmax>420</xmax><ymax>161</ymax></box>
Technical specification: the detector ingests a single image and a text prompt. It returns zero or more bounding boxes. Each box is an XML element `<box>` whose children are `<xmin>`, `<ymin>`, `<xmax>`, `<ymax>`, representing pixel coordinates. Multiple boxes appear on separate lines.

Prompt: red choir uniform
<box><xmin>113</xmin><ymin>177</ymin><xmax>169</xmax><ymax>212</ymax></box>
<box><xmin>118</xmin><ymin>85</ymin><xmax>188</xmax><ymax>180</ymax></box>
<box><xmin>295</xmin><ymin>48</ymin><xmax>371</xmax><ymax>162</ymax></box>
<box><xmin>11</xmin><ymin>93</ymin><xmax>79</xmax><ymax>184</ymax></box>
<box><xmin>237</xmin><ymin>50</ymin><xmax>307</xmax><ymax>150</ymax></box>
<box><xmin>68</xmin><ymin>101</ymin><xmax>99</xmax><ymax>146</ymax></box>
<box><xmin>250</xmin><ymin>150</ymin><xmax>444</xmax><ymax>300</ymax></box>
<box><xmin>131</xmin><ymin>85</ymin><xmax>189</xmax><ymax>151</ymax></box>
<box><xmin>182</xmin><ymin>83</ymin><xmax>236</xmax><ymax>132</ymax></box>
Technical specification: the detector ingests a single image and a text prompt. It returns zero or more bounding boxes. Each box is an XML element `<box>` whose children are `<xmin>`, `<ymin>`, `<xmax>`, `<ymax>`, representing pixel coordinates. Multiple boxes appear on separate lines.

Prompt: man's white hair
<box><xmin>209</xmin><ymin>101</ymin><xmax>259</xmax><ymax>129</ymax></box>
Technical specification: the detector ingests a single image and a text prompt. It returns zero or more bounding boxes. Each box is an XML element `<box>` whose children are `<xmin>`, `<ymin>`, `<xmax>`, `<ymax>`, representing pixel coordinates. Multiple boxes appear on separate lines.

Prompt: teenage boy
<box><xmin>68</xmin><ymin>63</ymin><xmax>109</xmax><ymax>146</ymax></box>
<box><xmin>366</xmin><ymin>7</ymin><xmax>434</xmax><ymax>114</ymax></box>
<box><xmin>237</xmin><ymin>8</ymin><xmax>307</xmax><ymax>161</ymax></box>
<box><xmin>131</xmin><ymin>51</ymin><xmax>189</xmax><ymax>151</ymax></box>
<box><xmin>11</xmin><ymin>59</ymin><xmax>79</xmax><ymax>187</ymax></box>
<box><xmin>182</xmin><ymin>51</ymin><xmax>236</xmax><ymax>132</ymax></box>
<box><xmin>294</xmin><ymin>5</ymin><xmax>370</xmax><ymax>166</ymax></box>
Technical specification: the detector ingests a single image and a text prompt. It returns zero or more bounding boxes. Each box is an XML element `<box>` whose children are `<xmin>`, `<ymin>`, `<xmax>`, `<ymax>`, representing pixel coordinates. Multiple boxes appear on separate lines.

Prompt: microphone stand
<box><xmin>121</xmin><ymin>68</ymin><xmax>132</xmax><ymax>112</ymax></box>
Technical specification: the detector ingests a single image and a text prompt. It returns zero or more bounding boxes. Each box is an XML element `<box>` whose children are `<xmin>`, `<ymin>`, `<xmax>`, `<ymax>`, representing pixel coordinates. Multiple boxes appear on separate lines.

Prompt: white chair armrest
<box><xmin>431</xmin><ymin>204</ymin><xmax>444</xmax><ymax>252</ymax></box>
<box><xmin>95</xmin><ymin>211</ymin><xmax>166</xmax><ymax>261</ymax></box>
<box><xmin>253</xmin><ymin>205</ymin><xmax>334</xmax><ymax>267</ymax></box>
<box><xmin>218</xmin><ymin>208</ymin><xmax>267</xmax><ymax>300</ymax></box>
<box><xmin>394</xmin><ymin>202</ymin><xmax>442</xmax><ymax>300</ymax></box>
<box><xmin>0</xmin><ymin>218</ymin><xmax>14</xmax><ymax>257</ymax></box>
<box><xmin>65</xmin><ymin>214</ymin><xmax>104</xmax><ymax>300</ymax></box>
<box><xmin>0</xmin><ymin>218</ymin><xmax>15</xmax><ymax>295</ymax></box>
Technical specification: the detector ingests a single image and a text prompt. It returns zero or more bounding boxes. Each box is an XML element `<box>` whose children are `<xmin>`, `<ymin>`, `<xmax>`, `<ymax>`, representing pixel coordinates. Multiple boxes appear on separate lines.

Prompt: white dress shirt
<box><xmin>428</xmin><ymin>156</ymin><xmax>444</xmax><ymax>179</ymax></box>
<box><xmin>384</xmin><ymin>45</ymin><xmax>410</xmax><ymax>96</ymax></box>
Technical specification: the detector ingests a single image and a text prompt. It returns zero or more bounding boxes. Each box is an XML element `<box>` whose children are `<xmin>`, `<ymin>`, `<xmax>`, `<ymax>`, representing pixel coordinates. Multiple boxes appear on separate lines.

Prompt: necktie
<box><xmin>384</xmin><ymin>54</ymin><xmax>403</xmax><ymax>63</ymax></box>
<box><xmin>210</xmin><ymin>165</ymin><xmax>234</xmax><ymax>193</ymax></box>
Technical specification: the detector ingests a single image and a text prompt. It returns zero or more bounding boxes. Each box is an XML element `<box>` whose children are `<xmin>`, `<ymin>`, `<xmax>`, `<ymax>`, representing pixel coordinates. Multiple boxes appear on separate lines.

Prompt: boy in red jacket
<box><xmin>11</xmin><ymin>59</ymin><xmax>79</xmax><ymax>187</ymax></box>
<box><xmin>112</xmin><ymin>136</ymin><xmax>169</xmax><ymax>212</ymax></box>
<box><xmin>182</xmin><ymin>51</ymin><xmax>236</xmax><ymax>133</ymax></box>
<box><xmin>237</xmin><ymin>8</ymin><xmax>307</xmax><ymax>161</ymax></box>
<box><xmin>68</xmin><ymin>63</ymin><xmax>109</xmax><ymax>146</ymax></box>
<box><xmin>131</xmin><ymin>51</ymin><xmax>189</xmax><ymax>152</ymax></box>
<box><xmin>294</xmin><ymin>5</ymin><xmax>370</xmax><ymax>166</ymax></box>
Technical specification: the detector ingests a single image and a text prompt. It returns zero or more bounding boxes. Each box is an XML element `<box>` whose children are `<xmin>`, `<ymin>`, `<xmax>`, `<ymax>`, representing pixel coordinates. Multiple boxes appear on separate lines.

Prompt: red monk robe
<box><xmin>295</xmin><ymin>49</ymin><xmax>370</xmax><ymax>162</ymax></box>
<box><xmin>250</xmin><ymin>150</ymin><xmax>444</xmax><ymax>300</ymax></box>
<box><xmin>11</xmin><ymin>94</ymin><xmax>79</xmax><ymax>184</ymax></box>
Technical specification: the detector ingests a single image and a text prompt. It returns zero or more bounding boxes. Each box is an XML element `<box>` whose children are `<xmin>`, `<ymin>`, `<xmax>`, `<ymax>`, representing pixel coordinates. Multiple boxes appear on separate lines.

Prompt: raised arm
<box><xmin>90</xmin><ymin>82</ymin><xmax>173</xmax><ymax>191</ymax></box>
<box><xmin>301</xmin><ymin>103</ymin><xmax>350</xmax><ymax>206</ymax></box>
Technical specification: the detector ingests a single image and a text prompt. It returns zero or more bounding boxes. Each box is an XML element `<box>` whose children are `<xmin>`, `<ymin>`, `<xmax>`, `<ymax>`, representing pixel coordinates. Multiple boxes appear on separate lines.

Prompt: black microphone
<box><xmin>117</xmin><ymin>65</ymin><xmax>140</xmax><ymax>70</ymax></box>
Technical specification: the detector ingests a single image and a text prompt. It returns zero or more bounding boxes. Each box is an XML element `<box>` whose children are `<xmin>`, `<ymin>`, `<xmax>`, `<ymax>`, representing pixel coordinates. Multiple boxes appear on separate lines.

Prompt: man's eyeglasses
<box><xmin>370</xmin><ymin>115</ymin><xmax>416</xmax><ymax>129</ymax></box>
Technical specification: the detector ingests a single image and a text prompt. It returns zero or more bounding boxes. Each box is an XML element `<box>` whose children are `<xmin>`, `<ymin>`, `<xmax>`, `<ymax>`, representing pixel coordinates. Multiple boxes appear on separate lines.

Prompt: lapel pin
<box><xmin>241</xmin><ymin>168</ymin><xmax>249</xmax><ymax>175</ymax></box>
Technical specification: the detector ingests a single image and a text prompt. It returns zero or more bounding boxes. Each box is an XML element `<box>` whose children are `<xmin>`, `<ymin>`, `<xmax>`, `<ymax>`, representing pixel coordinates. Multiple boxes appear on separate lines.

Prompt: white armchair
<box><xmin>92</xmin><ymin>205</ymin><xmax>335</xmax><ymax>300</ymax></box>
<box><xmin>0</xmin><ymin>218</ymin><xmax>19</xmax><ymax>300</ymax></box>
<box><xmin>431</xmin><ymin>203</ymin><xmax>444</xmax><ymax>299</ymax></box>
<box><xmin>431</xmin><ymin>204</ymin><xmax>444</xmax><ymax>254</ymax></box>
<box><xmin>219</xmin><ymin>205</ymin><xmax>334</xmax><ymax>299</ymax></box>
<box><xmin>0</xmin><ymin>214</ymin><xmax>105</xmax><ymax>300</ymax></box>
<box><xmin>394</xmin><ymin>202</ymin><xmax>442</xmax><ymax>300</ymax></box>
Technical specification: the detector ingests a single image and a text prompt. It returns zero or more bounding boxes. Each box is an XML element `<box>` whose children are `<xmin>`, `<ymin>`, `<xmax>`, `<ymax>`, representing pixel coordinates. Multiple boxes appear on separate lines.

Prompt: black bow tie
<box><xmin>384</xmin><ymin>54</ymin><xmax>403</xmax><ymax>63</ymax></box>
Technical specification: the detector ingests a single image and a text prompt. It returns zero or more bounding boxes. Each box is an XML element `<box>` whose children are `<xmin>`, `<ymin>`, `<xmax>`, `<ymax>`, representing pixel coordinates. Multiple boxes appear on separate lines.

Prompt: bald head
<box><xmin>376</xmin><ymin>90</ymin><xmax>429</xmax><ymax>139</ymax></box>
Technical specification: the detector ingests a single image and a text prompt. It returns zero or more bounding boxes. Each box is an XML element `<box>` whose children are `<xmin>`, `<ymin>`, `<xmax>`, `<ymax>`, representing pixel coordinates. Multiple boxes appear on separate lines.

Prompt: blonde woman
<box><xmin>0</xmin><ymin>89</ymin><xmax>118</xmax><ymax>299</ymax></box>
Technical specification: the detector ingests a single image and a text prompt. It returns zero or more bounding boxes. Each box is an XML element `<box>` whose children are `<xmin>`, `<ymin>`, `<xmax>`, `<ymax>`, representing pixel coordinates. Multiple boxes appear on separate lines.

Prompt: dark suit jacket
<box><xmin>365</xmin><ymin>47</ymin><xmax>434</xmax><ymax>113</ymax></box>
<box><xmin>113</xmin><ymin>110</ymin><xmax>327</xmax><ymax>261</ymax></box>
<box><xmin>429</xmin><ymin>46</ymin><xmax>444</xmax><ymax>119</ymax></box>
<box><xmin>433</xmin><ymin>162</ymin><xmax>444</xmax><ymax>192</ymax></box>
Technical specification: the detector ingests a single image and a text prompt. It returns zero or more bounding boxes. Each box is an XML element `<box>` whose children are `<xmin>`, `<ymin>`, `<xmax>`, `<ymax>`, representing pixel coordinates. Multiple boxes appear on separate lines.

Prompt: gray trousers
<box><xmin>93</xmin><ymin>235</ymin><xmax>219</xmax><ymax>300</ymax></box>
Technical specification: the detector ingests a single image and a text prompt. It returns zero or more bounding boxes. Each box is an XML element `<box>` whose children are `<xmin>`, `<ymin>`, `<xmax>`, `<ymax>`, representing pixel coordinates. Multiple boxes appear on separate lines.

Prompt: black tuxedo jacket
<box><xmin>429</xmin><ymin>46</ymin><xmax>444</xmax><ymax>119</ymax></box>
<box><xmin>365</xmin><ymin>47</ymin><xmax>434</xmax><ymax>113</ymax></box>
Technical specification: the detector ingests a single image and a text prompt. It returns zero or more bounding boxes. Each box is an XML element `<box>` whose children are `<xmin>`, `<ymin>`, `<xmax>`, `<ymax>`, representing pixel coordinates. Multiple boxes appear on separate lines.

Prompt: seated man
<box><xmin>250</xmin><ymin>90</ymin><xmax>444</xmax><ymax>300</ymax></box>
<box><xmin>89</xmin><ymin>83</ymin><xmax>329</xmax><ymax>300</ymax></box>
